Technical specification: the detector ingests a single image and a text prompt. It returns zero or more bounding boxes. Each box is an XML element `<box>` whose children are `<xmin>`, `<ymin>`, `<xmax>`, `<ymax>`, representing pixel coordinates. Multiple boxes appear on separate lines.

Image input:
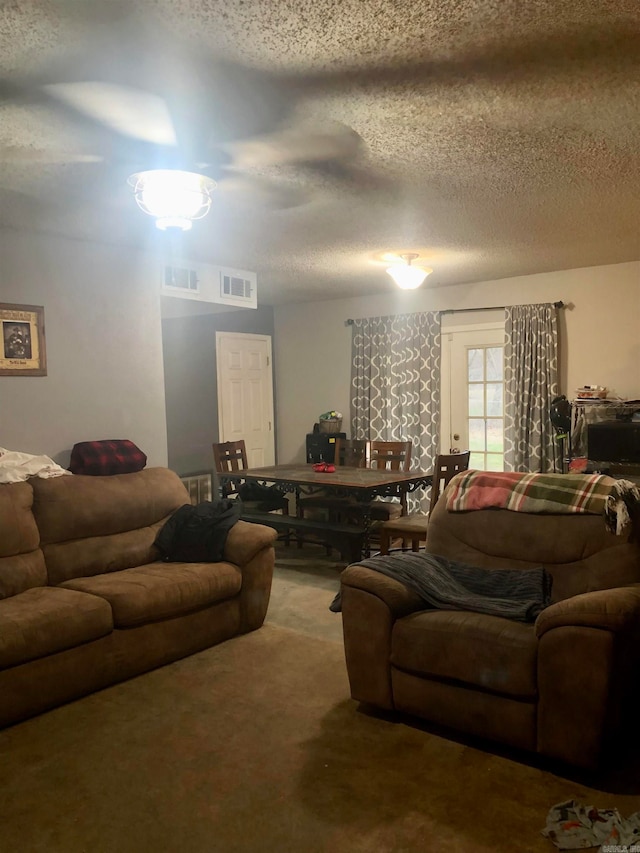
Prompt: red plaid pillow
<box><xmin>69</xmin><ymin>440</ymin><xmax>147</xmax><ymax>476</ymax></box>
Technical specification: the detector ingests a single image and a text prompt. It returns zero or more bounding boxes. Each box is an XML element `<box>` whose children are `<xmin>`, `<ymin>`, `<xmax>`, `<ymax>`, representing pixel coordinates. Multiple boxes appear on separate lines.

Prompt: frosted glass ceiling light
<box><xmin>386</xmin><ymin>253</ymin><xmax>432</xmax><ymax>289</ymax></box>
<box><xmin>128</xmin><ymin>169</ymin><xmax>217</xmax><ymax>231</ymax></box>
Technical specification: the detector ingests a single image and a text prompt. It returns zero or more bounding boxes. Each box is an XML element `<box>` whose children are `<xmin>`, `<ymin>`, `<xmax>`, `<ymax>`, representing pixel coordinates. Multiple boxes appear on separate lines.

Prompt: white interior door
<box><xmin>441</xmin><ymin>324</ymin><xmax>505</xmax><ymax>471</ymax></box>
<box><xmin>216</xmin><ymin>332</ymin><xmax>275</xmax><ymax>467</ymax></box>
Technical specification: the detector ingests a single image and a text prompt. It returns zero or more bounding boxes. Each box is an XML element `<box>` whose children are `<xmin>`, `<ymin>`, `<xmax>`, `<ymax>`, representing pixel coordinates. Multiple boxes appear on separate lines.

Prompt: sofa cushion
<box><xmin>59</xmin><ymin>561</ymin><xmax>242</xmax><ymax>627</ymax></box>
<box><xmin>41</xmin><ymin>525</ymin><xmax>169</xmax><ymax>585</ymax></box>
<box><xmin>391</xmin><ymin>609</ymin><xmax>538</xmax><ymax>699</ymax></box>
<box><xmin>0</xmin><ymin>481</ymin><xmax>47</xmax><ymax>598</ymax></box>
<box><xmin>0</xmin><ymin>587</ymin><xmax>113</xmax><ymax>670</ymax></box>
<box><xmin>426</xmin><ymin>499</ymin><xmax>640</xmax><ymax>602</ymax></box>
<box><xmin>31</xmin><ymin>468</ymin><xmax>190</xmax><ymax>583</ymax></box>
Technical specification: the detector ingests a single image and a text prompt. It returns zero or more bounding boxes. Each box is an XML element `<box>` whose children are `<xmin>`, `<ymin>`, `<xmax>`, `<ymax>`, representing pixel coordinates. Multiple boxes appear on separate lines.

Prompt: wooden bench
<box><xmin>240</xmin><ymin>511</ymin><xmax>364</xmax><ymax>564</ymax></box>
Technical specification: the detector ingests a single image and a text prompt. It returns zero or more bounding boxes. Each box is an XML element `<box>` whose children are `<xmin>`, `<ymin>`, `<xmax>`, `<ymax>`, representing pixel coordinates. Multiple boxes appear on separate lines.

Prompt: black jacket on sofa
<box><xmin>155</xmin><ymin>500</ymin><xmax>242</xmax><ymax>563</ymax></box>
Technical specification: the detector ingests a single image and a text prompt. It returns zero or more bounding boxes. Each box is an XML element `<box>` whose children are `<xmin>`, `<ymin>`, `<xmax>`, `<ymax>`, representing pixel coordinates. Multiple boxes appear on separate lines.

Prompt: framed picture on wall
<box><xmin>0</xmin><ymin>303</ymin><xmax>47</xmax><ymax>376</ymax></box>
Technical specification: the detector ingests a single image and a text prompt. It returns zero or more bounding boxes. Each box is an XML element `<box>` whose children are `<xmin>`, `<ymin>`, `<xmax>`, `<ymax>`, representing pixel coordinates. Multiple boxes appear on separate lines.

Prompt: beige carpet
<box><xmin>1</xmin><ymin>546</ymin><xmax>639</xmax><ymax>852</ymax></box>
<box><xmin>267</xmin><ymin>541</ymin><xmax>346</xmax><ymax>643</ymax></box>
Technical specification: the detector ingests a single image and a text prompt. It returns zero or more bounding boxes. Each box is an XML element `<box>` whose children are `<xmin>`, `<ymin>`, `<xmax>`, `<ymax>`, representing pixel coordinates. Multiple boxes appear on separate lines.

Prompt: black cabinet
<box><xmin>587</xmin><ymin>421</ymin><xmax>640</xmax><ymax>465</ymax></box>
<box><xmin>306</xmin><ymin>432</ymin><xmax>346</xmax><ymax>463</ymax></box>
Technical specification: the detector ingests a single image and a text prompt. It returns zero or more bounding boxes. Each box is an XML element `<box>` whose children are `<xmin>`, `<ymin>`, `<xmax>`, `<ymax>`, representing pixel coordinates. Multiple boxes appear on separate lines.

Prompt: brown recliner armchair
<box><xmin>340</xmin><ymin>497</ymin><xmax>640</xmax><ymax>768</ymax></box>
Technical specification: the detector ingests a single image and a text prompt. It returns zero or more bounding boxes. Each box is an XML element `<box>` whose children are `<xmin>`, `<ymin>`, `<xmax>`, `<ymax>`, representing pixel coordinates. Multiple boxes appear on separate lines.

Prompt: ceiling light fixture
<box><xmin>386</xmin><ymin>253</ymin><xmax>433</xmax><ymax>290</ymax></box>
<box><xmin>127</xmin><ymin>169</ymin><xmax>217</xmax><ymax>231</ymax></box>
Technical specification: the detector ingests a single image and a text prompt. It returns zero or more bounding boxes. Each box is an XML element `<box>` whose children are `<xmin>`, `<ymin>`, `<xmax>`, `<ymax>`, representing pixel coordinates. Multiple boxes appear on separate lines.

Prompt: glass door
<box><xmin>441</xmin><ymin>325</ymin><xmax>505</xmax><ymax>471</ymax></box>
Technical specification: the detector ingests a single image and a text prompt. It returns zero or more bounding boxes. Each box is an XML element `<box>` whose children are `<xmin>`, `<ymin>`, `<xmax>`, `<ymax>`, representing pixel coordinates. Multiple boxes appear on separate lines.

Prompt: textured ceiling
<box><xmin>1</xmin><ymin>0</ymin><xmax>639</xmax><ymax>304</ymax></box>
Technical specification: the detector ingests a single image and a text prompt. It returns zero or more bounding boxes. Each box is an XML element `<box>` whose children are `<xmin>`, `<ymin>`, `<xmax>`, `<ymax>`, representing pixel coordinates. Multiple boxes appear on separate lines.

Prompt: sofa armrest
<box><xmin>535</xmin><ymin>583</ymin><xmax>640</xmax><ymax>638</ymax></box>
<box><xmin>340</xmin><ymin>565</ymin><xmax>426</xmax><ymax>711</ymax></box>
<box><xmin>223</xmin><ymin>520</ymin><xmax>278</xmax><ymax>567</ymax></box>
<box><xmin>223</xmin><ymin>521</ymin><xmax>277</xmax><ymax>634</ymax></box>
<box><xmin>341</xmin><ymin>565</ymin><xmax>425</xmax><ymax>619</ymax></box>
<box><xmin>536</xmin><ymin>588</ymin><xmax>640</xmax><ymax>767</ymax></box>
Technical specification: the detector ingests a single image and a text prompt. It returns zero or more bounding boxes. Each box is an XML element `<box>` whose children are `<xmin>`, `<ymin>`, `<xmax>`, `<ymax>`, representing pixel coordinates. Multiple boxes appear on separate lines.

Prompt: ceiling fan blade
<box><xmin>217</xmin><ymin>174</ymin><xmax>311</xmax><ymax>210</ymax></box>
<box><xmin>2</xmin><ymin>32</ymin><xmax>294</xmax><ymax>164</ymax></box>
<box><xmin>291</xmin><ymin>22</ymin><xmax>640</xmax><ymax>95</ymax></box>
<box><xmin>0</xmin><ymin>145</ymin><xmax>102</xmax><ymax>164</ymax></box>
<box><xmin>224</xmin><ymin>122</ymin><xmax>363</xmax><ymax>170</ymax></box>
<box><xmin>42</xmin><ymin>82</ymin><xmax>177</xmax><ymax>147</ymax></box>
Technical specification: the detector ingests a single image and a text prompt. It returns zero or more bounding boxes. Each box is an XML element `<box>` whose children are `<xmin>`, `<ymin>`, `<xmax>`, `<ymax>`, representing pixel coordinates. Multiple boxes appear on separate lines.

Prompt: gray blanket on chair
<box><xmin>330</xmin><ymin>552</ymin><xmax>552</xmax><ymax>622</ymax></box>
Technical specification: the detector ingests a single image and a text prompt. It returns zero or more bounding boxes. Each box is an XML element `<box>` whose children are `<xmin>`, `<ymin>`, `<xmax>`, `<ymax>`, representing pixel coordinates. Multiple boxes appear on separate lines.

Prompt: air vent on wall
<box><xmin>163</xmin><ymin>265</ymin><xmax>199</xmax><ymax>293</ymax></box>
<box><xmin>221</xmin><ymin>274</ymin><xmax>252</xmax><ymax>301</ymax></box>
<box><xmin>216</xmin><ymin>266</ymin><xmax>257</xmax><ymax>308</ymax></box>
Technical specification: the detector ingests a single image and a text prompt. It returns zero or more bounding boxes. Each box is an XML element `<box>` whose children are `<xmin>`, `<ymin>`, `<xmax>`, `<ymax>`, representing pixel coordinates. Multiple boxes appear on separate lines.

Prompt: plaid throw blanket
<box><xmin>445</xmin><ymin>471</ymin><xmax>640</xmax><ymax>536</ymax></box>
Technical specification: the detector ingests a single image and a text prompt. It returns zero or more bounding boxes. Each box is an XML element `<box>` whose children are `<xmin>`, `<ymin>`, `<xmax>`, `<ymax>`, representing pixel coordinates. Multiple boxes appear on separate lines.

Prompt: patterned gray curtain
<box><xmin>504</xmin><ymin>304</ymin><xmax>559</xmax><ymax>472</ymax></box>
<box><xmin>350</xmin><ymin>312</ymin><xmax>440</xmax><ymax>484</ymax></box>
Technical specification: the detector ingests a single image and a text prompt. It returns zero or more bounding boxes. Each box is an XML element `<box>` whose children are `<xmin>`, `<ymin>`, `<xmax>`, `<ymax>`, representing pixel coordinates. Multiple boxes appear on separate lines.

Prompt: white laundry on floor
<box><xmin>542</xmin><ymin>799</ymin><xmax>640</xmax><ymax>850</ymax></box>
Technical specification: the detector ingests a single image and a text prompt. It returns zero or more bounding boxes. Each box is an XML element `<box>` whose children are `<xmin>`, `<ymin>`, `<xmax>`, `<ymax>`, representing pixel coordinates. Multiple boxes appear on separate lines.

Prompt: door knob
<box><xmin>453</xmin><ymin>433</ymin><xmax>460</xmax><ymax>441</ymax></box>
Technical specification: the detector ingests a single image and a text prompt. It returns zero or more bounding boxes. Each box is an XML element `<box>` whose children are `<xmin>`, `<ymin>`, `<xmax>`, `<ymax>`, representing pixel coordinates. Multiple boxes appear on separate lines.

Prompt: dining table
<box><xmin>218</xmin><ymin>463</ymin><xmax>433</xmax><ymax>557</ymax></box>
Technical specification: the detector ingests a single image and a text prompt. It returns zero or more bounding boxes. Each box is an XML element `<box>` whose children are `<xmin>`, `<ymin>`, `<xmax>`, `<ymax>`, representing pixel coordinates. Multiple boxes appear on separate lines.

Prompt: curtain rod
<box><xmin>440</xmin><ymin>301</ymin><xmax>565</xmax><ymax>315</ymax></box>
<box><xmin>346</xmin><ymin>301</ymin><xmax>565</xmax><ymax>324</ymax></box>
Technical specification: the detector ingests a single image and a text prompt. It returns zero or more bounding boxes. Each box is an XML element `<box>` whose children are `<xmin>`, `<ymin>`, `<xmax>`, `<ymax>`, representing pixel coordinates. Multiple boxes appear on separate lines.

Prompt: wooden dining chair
<box><xmin>212</xmin><ymin>439</ymin><xmax>289</xmax><ymax>515</ymax></box>
<box><xmin>378</xmin><ymin>451</ymin><xmax>471</xmax><ymax>555</ymax></box>
<box><xmin>369</xmin><ymin>440</ymin><xmax>412</xmax><ymax>472</ymax></box>
<box><xmin>213</xmin><ymin>440</ymin><xmax>247</xmax><ymax>499</ymax></box>
<box><xmin>369</xmin><ymin>439</ymin><xmax>413</xmax><ymax>514</ymax></box>
<box><xmin>334</xmin><ymin>438</ymin><xmax>371</xmax><ymax>468</ymax></box>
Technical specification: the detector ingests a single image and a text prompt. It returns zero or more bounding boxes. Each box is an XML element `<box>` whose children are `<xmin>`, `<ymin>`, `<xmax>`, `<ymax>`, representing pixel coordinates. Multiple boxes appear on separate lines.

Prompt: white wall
<box><xmin>273</xmin><ymin>261</ymin><xmax>640</xmax><ymax>463</ymax></box>
<box><xmin>0</xmin><ymin>227</ymin><xmax>168</xmax><ymax>467</ymax></box>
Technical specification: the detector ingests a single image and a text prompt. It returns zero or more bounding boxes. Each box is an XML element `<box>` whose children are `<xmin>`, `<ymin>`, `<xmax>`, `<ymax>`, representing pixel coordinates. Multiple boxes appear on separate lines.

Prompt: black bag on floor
<box><xmin>237</xmin><ymin>482</ymin><xmax>279</xmax><ymax>501</ymax></box>
<box><xmin>236</xmin><ymin>482</ymin><xmax>286</xmax><ymax>511</ymax></box>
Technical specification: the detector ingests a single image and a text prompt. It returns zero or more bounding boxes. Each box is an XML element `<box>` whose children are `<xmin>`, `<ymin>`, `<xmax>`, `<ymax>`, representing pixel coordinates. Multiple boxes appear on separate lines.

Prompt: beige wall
<box><xmin>273</xmin><ymin>261</ymin><xmax>640</xmax><ymax>464</ymax></box>
<box><xmin>0</xmin><ymin>227</ymin><xmax>168</xmax><ymax>467</ymax></box>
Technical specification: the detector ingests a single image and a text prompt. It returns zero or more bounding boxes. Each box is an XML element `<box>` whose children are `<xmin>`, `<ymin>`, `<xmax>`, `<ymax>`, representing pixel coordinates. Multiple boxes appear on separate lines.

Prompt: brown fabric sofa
<box><xmin>340</xmin><ymin>497</ymin><xmax>640</xmax><ymax>768</ymax></box>
<box><xmin>0</xmin><ymin>467</ymin><xmax>277</xmax><ymax>728</ymax></box>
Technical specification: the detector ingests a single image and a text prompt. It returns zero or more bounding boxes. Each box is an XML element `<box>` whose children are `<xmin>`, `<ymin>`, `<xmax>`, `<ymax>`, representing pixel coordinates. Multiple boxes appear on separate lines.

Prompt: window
<box><xmin>467</xmin><ymin>346</ymin><xmax>504</xmax><ymax>471</ymax></box>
